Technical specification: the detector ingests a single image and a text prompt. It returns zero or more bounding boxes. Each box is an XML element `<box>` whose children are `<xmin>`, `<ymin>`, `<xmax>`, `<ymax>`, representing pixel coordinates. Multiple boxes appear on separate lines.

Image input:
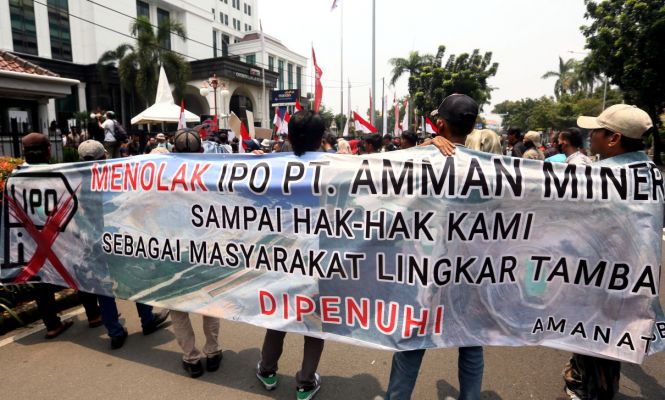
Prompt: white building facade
<box><xmin>0</xmin><ymin>0</ymin><xmax>306</xmax><ymax>130</ymax></box>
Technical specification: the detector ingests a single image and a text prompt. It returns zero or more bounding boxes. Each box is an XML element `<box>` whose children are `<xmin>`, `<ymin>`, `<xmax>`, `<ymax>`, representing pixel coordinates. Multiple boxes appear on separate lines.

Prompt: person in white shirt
<box><xmin>101</xmin><ymin>111</ymin><xmax>119</xmax><ymax>158</ymax></box>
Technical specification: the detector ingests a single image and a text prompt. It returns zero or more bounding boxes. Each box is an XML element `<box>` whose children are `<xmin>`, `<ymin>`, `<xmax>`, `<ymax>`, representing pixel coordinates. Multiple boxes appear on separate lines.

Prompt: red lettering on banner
<box><xmin>321</xmin><ymin>296</ymin><xmax>342</xmax><ymax>324</ymax></box>
<box><xmin>171</xmin><ymin>164</ymin><xmax>189</xmax><ymax>191</ymax></box>
<box><xmin>346</xmin><ymin>297</ymin><xmax>370</xmax><ymax>329</ymax></box>
<box><xmin>140</xmin><ymin>162</ymin><xmax>156</xmax><ymax>191</ymax></box>
<box><xmin>124</xmin><ymin>163</ymin><xmax>139</xmax><ymax>191</ymax></box>
<box><xmin>110</xmin><ymin>164</ymin><xmax>123</xmax><ymax>191</ymax></box>
<box><xmin>190</xmin><ymin>163</ymin><xmax>211</xmax><ymax>191</ymax></box>
<box><xmin>433</xmin><ymin>306</ymin><xmax>444</xmax><ymax>335</ymax></box>
<box><xmin>259</xmin><ymin>290</ymin><xmax>276</xmax><ymax>315</ymax></box>
<box><xmin>282</xmin><ymin>293</ymin><xmax>289</xmax><ymax>320</ymax></box>
<box><xmin>156</xmin><ymin>162</ymin><xmax>169</xmax><ymax>191</ymax></box>
<box><xmin>376</xmin><ymin>300</ymin><xmax>399</xmax><ymax>335</ymax></box>
<box><xmin>91</xmin><ymin>163</ymin><xmax>109</xmax><ymax>191</ymax></box>
<box><xmin>402</xmin><ymin>305</ymin><xmax>429</xmax><ymax>338</ymax></box>
<box><xmin>295</xmin><ymin>295</ymin><xmax>315</xmax><ymax>321</ymax></box>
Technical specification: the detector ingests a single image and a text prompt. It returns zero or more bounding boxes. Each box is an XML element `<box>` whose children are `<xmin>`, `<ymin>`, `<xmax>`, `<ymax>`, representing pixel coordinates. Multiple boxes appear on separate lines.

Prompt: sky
<box><xmin>259</xmin><ymin>0</ymin><xmax>590</xmax><ymax>117</ymax></box>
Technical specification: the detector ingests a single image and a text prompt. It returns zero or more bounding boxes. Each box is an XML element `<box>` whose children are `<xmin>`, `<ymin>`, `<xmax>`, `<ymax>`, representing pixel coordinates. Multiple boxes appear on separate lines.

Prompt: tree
<box><xmin>408</xmin><ymin>47</ymin><xmax>498</xmax><ymax>119</ymax></box>
<box><xmin>541</xmin><ymin>57</ymin><xmax>579</xmax><ymax>99</ymax></box>
<box><xmin>317</xmin><ymin>104</ymin><xmax>335</xmax><ymax>129</ymax></box>
<box><xmin>388</xmin><ymin>50</ymin><xmax>435</xmax><ymax>86</ymax></box>
<box><xmin>98</xmin><ymin>16</ymin><xmax>190</xmax><ymax>108</ymax></box>
<box><xmin>582</xmin><ymin>0</ymin><xmax>665</xmax><ymax>163</ymax></box>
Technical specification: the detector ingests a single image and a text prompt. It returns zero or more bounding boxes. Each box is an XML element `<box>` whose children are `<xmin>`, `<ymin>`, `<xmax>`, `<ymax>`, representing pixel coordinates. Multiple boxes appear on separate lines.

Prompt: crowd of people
<box><xmin>16</xmin><ymin>93</ymin><xmax>656</xmax><ymax>400</ymax></box>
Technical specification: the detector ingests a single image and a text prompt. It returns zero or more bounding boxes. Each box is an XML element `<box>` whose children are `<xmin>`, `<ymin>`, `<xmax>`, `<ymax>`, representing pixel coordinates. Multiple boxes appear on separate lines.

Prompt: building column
<box><xmin>77</xmin><ymin>82</ymin><xmax>87</xmax><ymax>112</ymax></box>
<box><xmin>38</xmin><ymin>99</ymin><xmax>50</xmax><ymax>134</ymax></box>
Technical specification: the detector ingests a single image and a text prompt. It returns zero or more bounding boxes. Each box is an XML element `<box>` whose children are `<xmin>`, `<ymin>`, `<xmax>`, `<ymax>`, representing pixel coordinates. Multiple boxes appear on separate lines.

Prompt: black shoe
<box><xmin>182</xmin><ymin>360</ymin><xmax>204</xmax><ymax>378</ymax></box>
<box><xmin>142</xmin><ymin>310</ymin><xmax>170</xmax><ymax>335</ymax></box>
<box><xmin>206</xmin><ymin>353</ymin><xmax>223</xmax><ymax>372</ymax></box>
<box><xmin>110</xmin><ymin>329</ymin><xmax>128</xmax><ymax>350</ymax></box>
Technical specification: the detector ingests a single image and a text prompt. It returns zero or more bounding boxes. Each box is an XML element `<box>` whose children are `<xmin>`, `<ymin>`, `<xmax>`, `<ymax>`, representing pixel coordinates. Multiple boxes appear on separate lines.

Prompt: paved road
<box><xmin>1</xmin><ymin>294</ymin><xmax>663</xmax><ymax>400</ymax></box>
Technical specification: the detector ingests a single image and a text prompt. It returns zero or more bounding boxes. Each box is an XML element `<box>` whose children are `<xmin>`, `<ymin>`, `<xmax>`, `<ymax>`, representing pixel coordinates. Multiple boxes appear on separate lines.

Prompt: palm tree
<box><xmin>388</xmin><ymin>51</ymin><xmax>435</xmax><ymax>86</ymax></box>
<box><xmin>97</xmin><ymin>16</ymin><xmax>190</xmax><ymax>109</ymax></box>
<box><xmin>541</xmin><ymin>57</ymin><xmax>578</xmax><ymax>99</ymax></box>
<box><xmin>575</xmin><ymin>57</ymin><xmax>599</xmax><ymax>96</ymax></box>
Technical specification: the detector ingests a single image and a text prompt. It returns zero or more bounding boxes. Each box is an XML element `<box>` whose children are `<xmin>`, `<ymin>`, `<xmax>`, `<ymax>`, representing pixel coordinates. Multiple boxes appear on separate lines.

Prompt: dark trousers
<box><xmin>33</xmin><ymin>284</ymin><xmax>101</xmax><ymax>331</ymax></box>
<box><xmin>259</xmin><ymin>329</ymin><xmax>324</xmax><ymax>387</ymax></box>
<box><xmin>77</xmin><ymin>291</ymin><xmax>101</xmax><ymax>322</ymax></box>
<box><xmin>564</xmin><ymin>353</ymin><xmax>621</xmax><ymax>399</ymax></box>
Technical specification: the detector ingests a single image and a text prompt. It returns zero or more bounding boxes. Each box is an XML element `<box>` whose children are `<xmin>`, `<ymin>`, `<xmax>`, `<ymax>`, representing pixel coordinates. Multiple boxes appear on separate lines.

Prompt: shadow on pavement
<box><xmin>617</xmin><ymin>362</ymin><xmax>665</xmax><ymax>400</ymax></box>
<box><xmin>437</xmin><ymin>379</ymin><xmax>502</xmax><ymax>400</ymax></box>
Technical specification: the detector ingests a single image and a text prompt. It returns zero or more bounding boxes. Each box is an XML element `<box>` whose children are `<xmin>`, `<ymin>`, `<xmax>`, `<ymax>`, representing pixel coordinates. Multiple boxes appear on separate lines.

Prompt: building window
<box><xmin>233</xmin><ymin>18</ymin><xmax>240</xmax><ymax>30</ymax></box>
<box><xmin>9</xmin><ymin>0</ymin><xmax>38</xmax><ymax>56</ymax></box>
<box><xmin>247</xmin><ymin>5</ymin><xmax>252</xmax><ymax>16</ymax></box>
<box><xmin>157</xmin><ymin>8</ymin><xmax>171</xmax><ymax>50</ymax></box>
<box><xmin>220</xmin><ymin>12</ymin><xmax>228</xmax><ymax>26</ymax></box>
<box><xmin>243</xmin><ymin>3</ymin><xmax>247</xmax><ymax>13</ymax></box>
<box><xmin>136</xmin><ymin>0</ymin><xmax>149</xmax><ymax>19</ymax></box>
<box><xmin>47</xmin><ymin>0</ymin><xmax>72</xmax><ymax>61</ymax></box>
<box><xmin>288</xmin><ymin>63</ymin><xmax>293</xmax><ymax>89</ymax></box>
<box><xmin>221</xmin><ymin>0</ymin><xmax>227</xmax><ymax>3</ymax></box>
<box><xmin>232</xmin><ymin>0</ymin><xmax>240</xmax><ymax>10</ymax></box>
<box><xmin>246</xmin><ymin>54</ymin><xmax>256</xmax><ymax>65</ymax></box>
<box><xmin>222</xmin><ymin>34</ymin><xmax>230</xmax><ymax>56</ymax></box>
<box><xmin>213</xmin><ymin>30</ymin><xmax>217</xmax><ymax>58</ymax></box>
<box><xmin>268</xmin><ymin>55</ymin><xmax>274</xmax><ymax>71</ymax></box>
<box><xmin>278</xmin><ymin>60</ymin><xmax>284</xmax><ymax>90</ymax></box>
<box><xmin>212</xmin><ymin>8</ymin><xmax>215</xmax><ymax>20</ymax></box>
<box><xmin>296</xmin><ymin>66</ymin><xmax>302</xmax><ymax>90</ymax></box>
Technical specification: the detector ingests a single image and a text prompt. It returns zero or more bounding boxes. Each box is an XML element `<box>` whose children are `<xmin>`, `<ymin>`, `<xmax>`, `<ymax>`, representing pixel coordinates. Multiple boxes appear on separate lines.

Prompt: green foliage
<box><xmin>582</xmin><ymin>0</ymin><xmax>665</xmax><ymax>162</ymax></box>
<box><xmin>317</xmin><ymin>104</ymin><xmax>335</xmax><ymax>129</ymax></box>
<box><xmin>405</xmin><ymin>47</ymin><xmax>498</xmax><ymax>116</ymax></box>
<box><xmin>97</xmin><ymin>16</ymin><xmax>191</xmax><ymax>107</ymax></box>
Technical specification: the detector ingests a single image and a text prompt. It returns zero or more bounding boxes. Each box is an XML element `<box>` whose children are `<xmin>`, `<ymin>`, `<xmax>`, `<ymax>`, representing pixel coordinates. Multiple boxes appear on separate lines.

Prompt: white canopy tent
<box><xmin>130</xmin><ymin>67</ymin><xmax>200</xmax><ymax>125</ymax></box>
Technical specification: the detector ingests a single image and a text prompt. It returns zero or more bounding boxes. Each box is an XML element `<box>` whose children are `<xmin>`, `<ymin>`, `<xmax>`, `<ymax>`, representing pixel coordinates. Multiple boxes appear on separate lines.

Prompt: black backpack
<box><xmin>113</xmin><ymin>120</ymin><xmax>128</xmax><ymax>142</ymax></box>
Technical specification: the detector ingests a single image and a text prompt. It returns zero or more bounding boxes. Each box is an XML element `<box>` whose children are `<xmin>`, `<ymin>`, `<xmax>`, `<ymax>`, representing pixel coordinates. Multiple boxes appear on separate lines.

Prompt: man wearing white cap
<box><xmin>562</xmin><ymin>104</ymin><xmax>654</xmax><ymax>400</ymax></box>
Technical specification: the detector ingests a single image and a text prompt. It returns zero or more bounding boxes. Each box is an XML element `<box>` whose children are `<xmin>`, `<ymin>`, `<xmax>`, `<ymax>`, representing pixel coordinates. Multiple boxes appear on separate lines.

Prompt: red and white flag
<box><xmin>312</xmin><ymin>46</ymin><xmax>323</xmax><ymax>112</ymax></box>
<box><xmin>369</xmin><ymin>89</ymin><xmax>373</xmax><ymax>116</ymax></box>
<box><xmin>353</xmin><ymin>111</ymin><xmax>378</xmax><ymax>134</ymax></box>
<box><xmin>272</xmin><ymin>107</ymin><xmax>281</xmax><ymax>130</ymax></box>
<box><xmin>393</xmin><ymin>95</ymin><xmax>401</xmax><ymax>135</ymax></box>
<box><xmin>177</xmin><ymin>99</ymin><xmax>186</xmax><ymax>130</ymax></box>
<box><xmin>295</xmin><ymin>98</ymin><xmax>303</xmax><ymax>112</ymax></box>
<box><xmin>401</xmin><ymin>99</ymin><xmax>409</xmax><ymax>131</ymax></box>
<box><xmin>425</xmin><ymin>116</ymin><xmax>438</xmax><ymax>134</ymax></box>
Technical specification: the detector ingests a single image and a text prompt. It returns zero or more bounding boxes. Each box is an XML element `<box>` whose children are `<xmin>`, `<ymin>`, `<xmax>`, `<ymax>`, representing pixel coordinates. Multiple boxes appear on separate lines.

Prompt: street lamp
<box><xmin>199</xmin><ymin>73</ymin><xmax>220</xmax><ymax>121</ymax></box>
<box><xmin>220</xmin><ymin>84</ymin><xmax>230</xmax><ymax>129</ymax></box>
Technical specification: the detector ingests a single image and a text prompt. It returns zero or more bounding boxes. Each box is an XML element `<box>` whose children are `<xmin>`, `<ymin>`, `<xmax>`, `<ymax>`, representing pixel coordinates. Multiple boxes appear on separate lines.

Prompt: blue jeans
<box><xmin>385</xmin><ymin>347</ymin><xmax>484</xmax><ymax>400</ymax></box>
<box><xmin>98</xmin><ymin>295</ymin><xmax>154</xmax><ymax>337</ymax></box>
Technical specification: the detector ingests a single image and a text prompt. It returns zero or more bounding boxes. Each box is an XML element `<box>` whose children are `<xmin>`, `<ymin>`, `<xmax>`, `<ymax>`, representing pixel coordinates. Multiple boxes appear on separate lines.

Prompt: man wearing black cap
<box><xmin>385</xmin><ymin>94</ymin><xmax>484</xmax><ymax>400</ymax></box>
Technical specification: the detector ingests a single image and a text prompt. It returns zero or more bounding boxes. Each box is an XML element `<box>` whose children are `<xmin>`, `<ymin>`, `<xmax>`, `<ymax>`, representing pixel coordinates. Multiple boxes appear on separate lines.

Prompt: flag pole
<box><xmin>260</xmin><ymin>21</ymin><xmax>267</xmax><ymax>128</ymax></box>
<box><xmin>370</xmin><ymin>0</ymin><xmax>376</xmax><ymax>126</ymax></box>
<box><xmin>340</xmin><ymin>0</ymin><xmax>344</xmax><ymax>117</ymax></box>
<box><xmin>381</xmin><ymin>77</ymin><xmax>386</xmax><ymax>136</ymax></box>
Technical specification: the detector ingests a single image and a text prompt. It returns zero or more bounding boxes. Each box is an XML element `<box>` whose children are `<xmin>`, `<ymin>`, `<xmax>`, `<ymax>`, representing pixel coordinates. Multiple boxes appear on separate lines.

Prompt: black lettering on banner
<box><xmin>208</xmin><ymin>242</ymin><xmax>224</xmax><ymax>266</ymax></box>
<box><xmin>433</xmin><ymin>258</ymin><xmax>451</xmax><ymax>286</ymax></box>
<box><xmin>543</xmin><ymin>163</ymin><xmax>578</xmax><ymax>199</ymax></box>
<box><xmin>382</xmin><ymin>159</ymin><xmax>414</xmax><ymax>196</ymax></box>
<box><xmin>594</xmin><ymin>326</ymin><xmax>611</xmax><ymax>344</ymax></box>
<box><xmin>608</xmin><ymin>263</ymin><xmax>629</xmax><ymax>291</ymax></box>
<box><xmin>189</xmin><ymin>240</ymin><xmax>205</xmax><ymax>264</ymax></box>
<box><xmin>631</xmin><ymin>265</ymin><xmax>657</xmax><ymax>295</ymax></box>
<box><xmin>600</xmin><ymin>167</ymin><xmax>627</xmax><ymax>200</ymax></box>
<box><xmin>531</xmin><ymin>256</ymin><xmax>552</xmax><ymax>281</ymax></box>
<box><xmin>413</xmin><ymin>211</ymin><xmax>434</xmax><ymax>241</ymax></box>
<box><xmin>546</xmin><ymin>258</ymin><xmax>570</xmax><ymax>283</ymax></box>
<box><xmin>501</xmin><ymin>256</ymin><xmax>517</xmax><ymax>282</ymax></box>
<box><xmin>225</xmin><ymin>243</ymin><xmax>239</xmax><ymax>267</ymax></box>
<box><xmin>376</xmin><ymin>253</ymin><xmax>392</xmax><ymax>282</ymax></box>
<box><xmin>222</xmin><ymin>206</ymin><xmax>239</xmax><ymax>229</ymax></box>
<box><xmin>350</xmin><ymin>160</ymin><xmax>377</xmax><ymax>195</ymax></box>
<box><xmin>191</xmin><ymin>204</ymin><xmax>204</xmax><ymax>227</ymax></box>
<box><xmin>575</xmin><ymin>259</ymin><xmax>606</xmax><ymax>288</ymax></box>
<box><xmin>272</xmin><ymin>245</ymin><xmax>288</xmax><ymax>272</ymax></box>
<box><xmin>570</xmin><ymin>322</ymin><xmax>587</xmax><ymax>338</ymax></box>
<box><xmin>547</xmin><ymin>316</ymin><xmax>566</xmax><ymax>333</ymax></box>
<box><xmin>421</xmin><ymin>157</ymin><xmax>455</xmax><ymax>196</ymax></box>
<box><xmin>102</xmin><ymin>232</ymin><xmax>112</xmax><ymax>253</ymax></box>
<box><xmin>345</xmin><ymin>253</ymin><xmax>365</xmax><ymax>280</ymax></box>
<box><xmin>249</xmin><ymin>162</ymin><xmax>270</xmax><ymax>194</ymax></box>
<box><xmin>454</xmin><ymin>256</ymin><xmax>476</xmax><ymax>284</ymax></box>
<box><xmin>585</xmin><ymin>165</ymin><xmax>594</xmax><ymax>200</ymax></box>
<box><xmin>228</xmin><ymin>163</ymin><xmax>248</xmax><ymax>192</ymax></box>
<box><xmin>630</xmin><ymin>164</ymin><xmax>650</xmax><ymax>201</ymax></box>
<box><xmin>293</xmin><ymin>207</ymin><xmax>310</xmax><ymax>234</ymax></box>
<box><xmin>493</xmin><ymin>157</ymin><xmax>523</xmax><ymax>197</ymax></box>
<box><xmin>311</xmin><ymin>161</ymin><xmax>329</xmax><ymax>195</ymax></box>
<box><xmin>365</xmin><ymin>210</ymin><xmax>385</xmax><ymax>240</ymax></box>
<box><xmin>217</xmin><ymin>164</ymin><xmax>227</xmax><ymax>192</ymax></box>
<box><xmin>657</xmin><ymin>322</ymin><xmax>665</xmax><ymax>339</ymax></box>
<box><xmin>448</xmin><ymin>212</ymin><xmax>468</xmax><ymax>241</ymax></box>
<box><xmin>283</xmin><ymin>161</ymin><xmax>305</xmax><ymax>194</ymax></box>
<box><xmin>460</xmin><ymin>158</ymin><xmax>489</xmax><ymax>197</ymax></box>
<box><xmin>649</xmin><ymin>164</ymin><xmax>665</xmax><ymax>201</ymax></box>
<box><xmin>532</xmin><ymin>318</ymin><xmax>544</xmax><ymax>334</ymax></box>
<box><xmin>617</xmin><ymin>332</ymin><xmax>635</xmax><ymax>351</ymax></box>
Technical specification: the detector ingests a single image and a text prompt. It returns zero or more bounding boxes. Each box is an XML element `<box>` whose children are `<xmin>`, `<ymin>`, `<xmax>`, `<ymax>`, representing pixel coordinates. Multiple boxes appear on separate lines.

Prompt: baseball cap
<box><xmin>155</xmin><ymin>133</ymin><xmax>166</xmax><ymax>140</ymax></box>
<box><xmin>524</xmin><ymin>131</ymin><xmax>542</xmax><ymax>147</ymax></box>
<box><xmin>78</xmin><ymin>140</ymin><xmax>107</xmax><ymax>161</ymax></box>
<box><xmin>243</xmin><ymin>139</ymin><xmax>261</xmax><ymax>152</ymax></box>
<box><xmin>174</xmin><ymin>129</ymin><xmax>202</xmax><ymax>153</ymax></box>
<box><xmin>577</xmin><ymin>104</ymin><xmax>653</xmax><ymax>140</ymax></box>
<box><xmin>437</xmin><ymin>94</ymin><xmax>479</xmax><ymax>125</ymax></box>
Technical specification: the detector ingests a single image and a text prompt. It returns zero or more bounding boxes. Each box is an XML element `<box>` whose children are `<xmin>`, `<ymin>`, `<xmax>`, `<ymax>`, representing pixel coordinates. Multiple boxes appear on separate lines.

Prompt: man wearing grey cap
<box><xmin>385</xmin><ymin>94</ymin><xmax>484</xmax><ymax>400</ymax></box>
<box><xmin>562</xmin><ymin>104</ymin><xmax>655</xmax><ymax>400</ymax></box>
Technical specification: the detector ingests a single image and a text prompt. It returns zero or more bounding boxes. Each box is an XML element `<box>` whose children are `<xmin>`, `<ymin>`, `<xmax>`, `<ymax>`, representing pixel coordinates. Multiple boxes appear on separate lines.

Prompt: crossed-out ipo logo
<box><xmin>2</xmin><ymin>171</ymin><xmax>79</xmax><ymax>288</ymax></box>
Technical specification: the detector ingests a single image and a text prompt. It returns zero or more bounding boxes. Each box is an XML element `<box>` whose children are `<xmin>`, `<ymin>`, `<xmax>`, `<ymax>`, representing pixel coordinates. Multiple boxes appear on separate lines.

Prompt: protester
<box><xmin>127</xmin><ymin>135</ymin><xmax>141</xmax><ymax>156</ymax></box>
<box><xmin>545</xmin><ymin>133</ymin><xmax>566</xmax><ymax>162</ymax></box>
<box><xmin>363</xmin><ymin>133</ymin><xmax>382</xmax><ymax>154</ymax></box>
<box><xmin>383</xmin><ymin>134</ymin><xmax>397</xmax><ymax>152</ymax></box>
<box><xmin>255</xmin><ymin>110</ymin><xmax>326</xmax><ymax>400</ymax></box>
<box><xmin>219</xmin><ymin>132</ymin><xmax>233</xmax><ymax>153</ymax></box>
<box><xmin>19</xmin><ymin>134</ymin><xmax>103</xmax><ymax>338</ymax></box>
<box><xmin>65</xmin><ymin>126</ymin><xmax>83</xmax><ymax>149</ymax></box>
<box><xmin>155</xmin><ymin>133</ymin><xmax>173</xmax><ymax>151</ymax></box>
<box><xmin>561</xmin><ymin>104</ymin><xmax>654</xmax><ymax>400</ymax></box>
<box><xmin>167</xmin><ymin>129</ymin><xmax>222</xmax><ymax>378</ymax></box>
<box><xmin>76</xmin><ymin>139</ymin><xmax>170</xmax><ymax>349</ymax></box>
<box><xmin>506</xmin><ymin>127</ymin><xmax>526</xmax><ymax>157</ymax></box>
<box><xmin>465</xmin><ymin>129</ymin><xmax>503</xmax><ymax>154</ymax></box>
<box><xmin>322</xmin><ymin>133</ymin><xmax>337</xmax><ymax>153</ymax></box>
<box><xmin>400</xmin><ymin>131</ymin><xmax>418</xmax><ymax>149</ymax></box>
<box><xmin>558</xmin><ymin>128</ymin><xmax>592</xmax><ymax>165</ymax></box>
<box><xmin>522</xmin><ymin>130</ymin><xmax>545</xmax><ymax>160</ymax></box>
<box><xmin>336</xmin><ymin>138</ymin><xmax>352</xmax><ymax>154</ymax></box>
<box><xmin>101</xmin><ymin>111</ymin><xmax>120</xmax><ymax>158</ymax></box>
<box><xmin>385</xmin><ymin>94</ymin><xmax>484</xmax><ymax>400</ymax></box>
<box><xmin>144</xmin><ymin>136</ymin><xmax>158</xmax><ymax>154</ymax></box>
<box><xmin>149</xmin><ymin>147</ymin><xmax>170</xmax><ymax>154</ymax></box>
<box><xmin>87</xmin><ymin>113</ymin><xmax>104</xmax><ymax>142</ymax></box>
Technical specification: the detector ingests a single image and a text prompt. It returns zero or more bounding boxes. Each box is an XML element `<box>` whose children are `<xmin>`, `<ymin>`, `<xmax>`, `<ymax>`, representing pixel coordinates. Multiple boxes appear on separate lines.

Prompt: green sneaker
<box><xmin>256</xmin><ymin>361</ymin><xmax>278</xmax><ymax>391</ymax></box>
<box><xmin>296</xmin><ymin>373</ymin><xmax>321</xmax><ymax>400</ymax></box>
